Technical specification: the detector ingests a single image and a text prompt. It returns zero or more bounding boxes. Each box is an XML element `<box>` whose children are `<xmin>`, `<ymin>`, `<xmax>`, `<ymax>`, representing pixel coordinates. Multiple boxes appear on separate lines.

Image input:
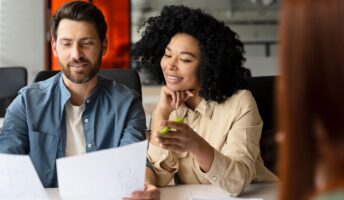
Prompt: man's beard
<box><xmin>60</xmin><ymin>55</ymin><xmax>102</xmax><ymax>84</ymax></box>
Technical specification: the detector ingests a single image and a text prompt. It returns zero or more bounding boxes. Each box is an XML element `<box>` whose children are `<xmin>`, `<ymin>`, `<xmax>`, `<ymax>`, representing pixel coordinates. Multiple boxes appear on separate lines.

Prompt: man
<box><xmin>0</xmin><ymin>1</ymin><xmax>146</xmax><ymax>188</ymax></box>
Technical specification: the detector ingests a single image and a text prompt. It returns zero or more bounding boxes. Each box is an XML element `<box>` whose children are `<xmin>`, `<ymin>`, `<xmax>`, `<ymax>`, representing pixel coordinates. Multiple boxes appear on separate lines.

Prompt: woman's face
<box><xmin>160</xmin><ymin>33</ymin><xmax>201</xmax><ymax>92</ymax></box>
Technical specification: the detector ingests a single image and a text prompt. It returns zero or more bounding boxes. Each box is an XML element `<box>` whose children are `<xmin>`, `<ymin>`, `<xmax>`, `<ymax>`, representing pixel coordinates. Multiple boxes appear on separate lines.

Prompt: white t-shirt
<box><xmin>65</xmin><ymin>101</ymin><xmax>86</xmax><ymax>157</ymax></box>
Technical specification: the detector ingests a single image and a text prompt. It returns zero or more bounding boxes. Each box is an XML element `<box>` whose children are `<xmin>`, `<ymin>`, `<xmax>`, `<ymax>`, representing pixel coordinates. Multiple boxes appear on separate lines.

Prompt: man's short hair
<box><xmin>50</xmin><ymin>1</ymin><xmax>107</xmax><ymax>42</ymax></box>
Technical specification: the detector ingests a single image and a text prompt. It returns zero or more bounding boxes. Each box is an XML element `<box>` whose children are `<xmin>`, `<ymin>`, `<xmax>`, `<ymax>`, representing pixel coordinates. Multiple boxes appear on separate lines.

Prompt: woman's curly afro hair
<box><xmin>133</xmin><ymin>5</ymin><xmax>250</xmax><ymax>103</ymax></box>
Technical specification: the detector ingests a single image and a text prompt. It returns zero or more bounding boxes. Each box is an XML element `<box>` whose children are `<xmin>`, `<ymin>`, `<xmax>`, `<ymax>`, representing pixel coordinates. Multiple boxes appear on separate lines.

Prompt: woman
<box><xmin>131</xmin><ymin>5</ymin><xmax>277</xmax><ymax>199</ymax></box>
<box><xmin>278</xmin><ymin>0</ymin><xmax>344</xmax><ymax>200</ymax></box>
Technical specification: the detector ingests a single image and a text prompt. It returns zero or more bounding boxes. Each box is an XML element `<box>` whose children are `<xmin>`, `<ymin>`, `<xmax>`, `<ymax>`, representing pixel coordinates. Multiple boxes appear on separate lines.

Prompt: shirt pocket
<box><xmin>28</xmin><ymin>130</ymin><xmax>59</xmax><ymax>187</ymax></box>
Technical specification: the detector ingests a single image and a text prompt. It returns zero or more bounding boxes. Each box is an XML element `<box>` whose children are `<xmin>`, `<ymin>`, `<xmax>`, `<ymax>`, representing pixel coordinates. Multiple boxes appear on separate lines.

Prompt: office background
<box><xmin>0</xmin><ymin>0</ymin><xmax>280</xmax><ymax>118</ymax></box>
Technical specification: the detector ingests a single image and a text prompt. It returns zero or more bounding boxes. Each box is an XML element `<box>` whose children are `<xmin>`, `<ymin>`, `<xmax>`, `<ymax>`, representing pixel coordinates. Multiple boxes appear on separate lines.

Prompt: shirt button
<box><xmin>84</xmin><ymin>118</ymin><xmax>89</xmax><ymax>123</ymax></box>
<box><xmin>211</xmin><ymin>176</ymin><xmax>217</xmax><ymax>182</ymax></box>
<box><xmin>87</xmin><ymin>144</ymin><xmax>92</xmax><ymax>148</ymax></box>
<box><xmin>86</xmin><ymin>99</ymin><xmax>90</xmax><ymax>104</ymax></box>
<box><xmin>193</xmin><ymin>128</ymin><xmax>197</xmax><ymax>132</ymax></box>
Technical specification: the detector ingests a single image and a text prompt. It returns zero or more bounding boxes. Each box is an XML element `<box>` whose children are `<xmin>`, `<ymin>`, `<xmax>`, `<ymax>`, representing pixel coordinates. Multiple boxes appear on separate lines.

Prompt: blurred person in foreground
<box><xmin>278</xmin><ymin>0</ymin><xmax>344</xmax><ymax>199</ymax></box>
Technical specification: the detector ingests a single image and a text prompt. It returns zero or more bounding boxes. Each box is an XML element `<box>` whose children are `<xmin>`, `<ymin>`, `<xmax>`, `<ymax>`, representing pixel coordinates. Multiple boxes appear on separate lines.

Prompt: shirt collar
<box><xmin>178</xmin><ymin>99</ymin><xmax>216</xmax><ymax>119</ymax></box>
<box><xmin>58</xmin><ymin>73</ymin><xmax>104</xmax><ymax>110</ymax></box>
<box><xmin>58</xmin><ymin>73</ymin><xmax>71</xmax><ymax>106</ymax></box>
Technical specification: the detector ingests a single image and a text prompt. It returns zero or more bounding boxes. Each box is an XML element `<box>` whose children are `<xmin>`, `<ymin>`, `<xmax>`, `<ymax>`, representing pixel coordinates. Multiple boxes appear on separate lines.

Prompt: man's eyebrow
<box><xmin>59</xmin><ymin>37</ymin><xmax>97</xmax><ymax>41</ymax></box>
<box><xmin>59</xmin><ymin>38</ymin><xmax>72</xmax><ymax>41</ymax></box>
<box><xmin>79</xmin><ymin>37</ymin><xmax>97</xmax><ymax>41</ymax></box>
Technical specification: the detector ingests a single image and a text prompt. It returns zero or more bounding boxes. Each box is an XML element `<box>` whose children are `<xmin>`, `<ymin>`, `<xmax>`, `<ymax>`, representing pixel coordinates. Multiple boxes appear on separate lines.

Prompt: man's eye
<box><xmin>81</xmin><ymin>41</ymin><xmax>94</xmax><ymax>46</ymax></box>
<box><xmin>61</xmin><ymin>43</ymin><xmax>71</xmax><ymax>47</ymax></box>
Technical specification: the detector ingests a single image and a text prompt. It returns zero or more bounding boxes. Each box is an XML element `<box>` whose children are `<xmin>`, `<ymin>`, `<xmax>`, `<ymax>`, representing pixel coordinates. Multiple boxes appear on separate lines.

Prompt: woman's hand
<box><xmin>123</xmin><ymin>183</ymin><xmax>160</xmax><ymax>200</ymax></box>
<box><xmin>151</xmin><ymin>120</ymin><xmax>215</xmax><ymax>172</ymax></box>
<box><xmin>153</xmin><ymin>120</ymin><xmax>201</xmax><ymax>153</ymax></box>
<box><xmin>156</xmin><ymin>86</ymin><xmax>194</xmax><ymax>119</ymax></box>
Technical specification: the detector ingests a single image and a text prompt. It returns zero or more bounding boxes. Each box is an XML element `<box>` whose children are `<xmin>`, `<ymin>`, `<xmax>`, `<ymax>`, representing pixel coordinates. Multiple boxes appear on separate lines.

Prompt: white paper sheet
<box><xmin>0</xmin><ymin>154</ymin><xmax>49</xmax><ymax>200</ymax></box>
<box><xmin>57</xmin><ymin>140</ymin><xmax>148</xmax><ymax>200</ymax></box>
<box><xmin>0</xmin><ymin>117</ymin><xmax>4</xmax><ymax>128</ymax></box>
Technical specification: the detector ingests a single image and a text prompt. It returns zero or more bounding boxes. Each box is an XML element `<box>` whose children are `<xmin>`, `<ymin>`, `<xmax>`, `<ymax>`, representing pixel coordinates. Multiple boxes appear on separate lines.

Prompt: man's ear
<box><xmin>102</xmin><ymin>38</ymin><xmax>108</xmax><ymax>56</ymax></box>
<box><xmin>51</xmin><ymin>36</ymin><xmax>57</xmax><ymax>57</ymax></box>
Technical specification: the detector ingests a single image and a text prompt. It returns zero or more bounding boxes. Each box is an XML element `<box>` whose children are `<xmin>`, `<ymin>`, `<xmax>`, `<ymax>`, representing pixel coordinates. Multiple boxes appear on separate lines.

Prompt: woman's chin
<box><xmin>166</xmin><ymin>84</ymin><xmax>185</xmax><ymax>91</ymax></box>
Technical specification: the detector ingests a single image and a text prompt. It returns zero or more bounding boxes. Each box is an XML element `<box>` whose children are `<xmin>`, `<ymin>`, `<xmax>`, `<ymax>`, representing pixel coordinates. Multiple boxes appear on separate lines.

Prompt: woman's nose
<box><xmin>167</xmin><ymin>58</ymin><xmax>177</xmax><ymax>70</ymax></box>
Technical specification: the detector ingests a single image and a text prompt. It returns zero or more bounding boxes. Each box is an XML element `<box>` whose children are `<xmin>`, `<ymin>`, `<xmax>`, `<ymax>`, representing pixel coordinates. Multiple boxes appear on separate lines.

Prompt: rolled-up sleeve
<box><xmin>147</xmin><ymin>143</ymin><xmax>178</xmax><ymax>186</ymax></box>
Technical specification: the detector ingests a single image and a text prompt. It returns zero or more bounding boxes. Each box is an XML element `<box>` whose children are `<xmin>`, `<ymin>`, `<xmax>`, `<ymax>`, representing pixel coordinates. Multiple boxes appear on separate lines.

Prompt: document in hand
<box><xmin>0</xmin><ymin>154</ymin><xmax>49</xmax><ymax>200</ymax></box>
<box><xmin>56</xmin><ymin>140</ymin><xmax>148</xmax><ymax>199</ymax></box>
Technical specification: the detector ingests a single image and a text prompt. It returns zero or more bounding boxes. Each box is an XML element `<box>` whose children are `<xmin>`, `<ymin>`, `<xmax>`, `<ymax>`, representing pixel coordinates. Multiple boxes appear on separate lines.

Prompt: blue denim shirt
<box><xmin>0</xmin><ymin>73</ymin><xmax>146</xmax><ymax>187</ymax></box>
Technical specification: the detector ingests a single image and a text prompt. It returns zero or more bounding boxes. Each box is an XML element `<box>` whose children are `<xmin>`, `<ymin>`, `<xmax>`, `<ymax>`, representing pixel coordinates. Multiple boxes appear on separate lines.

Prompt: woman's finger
<box><xmin>160</xmin><ymin>142</ymin><xmax>184</xmax><ymax>152</ymax></box>
<box><xmin>175</xmin><ymin>91</ymin><xmax>182</xmax><ymax>108</ymax></box>
<box><xmin>161</xmin><ymin>120</ymin><xmax>184</xmax><ymax>130</ymax></box>
<box><xmin>184</xmin><ymin>90</ymin><xmax>195</xmax><ymax>101</ymax></box>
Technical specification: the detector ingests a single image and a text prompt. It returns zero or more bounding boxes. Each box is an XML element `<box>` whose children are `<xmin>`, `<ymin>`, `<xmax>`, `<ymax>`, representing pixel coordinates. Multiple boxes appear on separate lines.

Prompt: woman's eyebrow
<box><xmin>180</xmin><ymin>51</ymin><xmax>196</xmax><ymax>58</ymax></box>
<box><xmin>166</xmin><ymin>46</ymin><xmax>196</xmax><ymax>58</ymax></box>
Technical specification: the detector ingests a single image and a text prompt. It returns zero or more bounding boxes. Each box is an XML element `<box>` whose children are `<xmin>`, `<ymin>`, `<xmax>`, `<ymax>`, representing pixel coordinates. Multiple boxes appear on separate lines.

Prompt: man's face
<box><xmin>52</xmin><ymin>19</ymin><xmax>107</xmax><ymax>84</ymax></box>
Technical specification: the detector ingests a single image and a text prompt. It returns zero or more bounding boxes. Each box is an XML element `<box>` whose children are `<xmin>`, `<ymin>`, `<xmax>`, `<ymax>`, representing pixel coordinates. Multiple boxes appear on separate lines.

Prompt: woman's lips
<box><xmin>166</xmin><ymin>74</ymin><xmax>182</xmax><ymax>83</ymax></box>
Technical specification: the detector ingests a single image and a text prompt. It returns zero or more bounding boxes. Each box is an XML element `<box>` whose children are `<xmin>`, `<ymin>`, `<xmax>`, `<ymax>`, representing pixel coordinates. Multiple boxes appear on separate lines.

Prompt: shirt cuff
<box><xmin>147</xmin><ymin>143</ymin><xmax>178</xmax><ymax>174</ymax></box>
<box><xmin>194</xmin><ymin>149</ymin><xmax>226</xmax><ymax>184</ymax></box>
<box><xmin>194</xmin><ymin>150</ymin><xmax>247</xmax><ymax>196</ymax></box>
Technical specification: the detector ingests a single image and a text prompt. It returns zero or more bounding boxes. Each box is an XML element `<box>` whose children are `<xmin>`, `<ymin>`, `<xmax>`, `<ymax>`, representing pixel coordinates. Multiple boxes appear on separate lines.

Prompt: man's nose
<box><xmin>71</xmin><ymin>45</ymin><xmax>83</xmax><ymax>60</ymax></box>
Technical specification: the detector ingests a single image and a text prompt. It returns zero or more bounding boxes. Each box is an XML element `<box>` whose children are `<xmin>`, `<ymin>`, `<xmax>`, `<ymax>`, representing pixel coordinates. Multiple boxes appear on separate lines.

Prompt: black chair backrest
<box><xmin>0</xmin><ymin>67</ymin><xmax>28</xmax><ymax>117</ymax></box>
<box><xmin>99</xmin><ymin>69</ymin><xmax>142</xmax><ymax>99</ymax></box>
<box><xmin>247</xmin><ymin>76</ymin><xmax>277</xmax><ymax>173</ymax></box>
<box><xmin>34</xmin><ymin>69</ymin><xmax>142</xmax><ymax>99</ymax></box>
<box><xmin>33</xmin><ymin>70</ymin><xmax>59</xmax><ymax>83</ymax></box>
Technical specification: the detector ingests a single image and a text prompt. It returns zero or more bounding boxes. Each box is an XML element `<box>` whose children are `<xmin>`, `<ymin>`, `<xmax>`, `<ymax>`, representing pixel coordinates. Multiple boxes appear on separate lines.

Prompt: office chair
<box><xmin>247</xmin><ymin>76</ymin><xmax>277</xmax><ymax>173</ymax></box>
<box><xmin>34</xmin><ymin>68</ymin><xmax>142</xmax><ymax>99</ymax></box>
<box><xmin>99</xmin><ymin>69</ymin><xmax>142</xmax><ymax>99</ymax></box>
<box><xmin>0</xmin><ymin>67</ymin><xmax>28</xmax><ymax>117</ymax></box>
<box><xmin>33</xmin><ymin>70</ymin><xmax>59</xmax><ymax>83</ymax></box>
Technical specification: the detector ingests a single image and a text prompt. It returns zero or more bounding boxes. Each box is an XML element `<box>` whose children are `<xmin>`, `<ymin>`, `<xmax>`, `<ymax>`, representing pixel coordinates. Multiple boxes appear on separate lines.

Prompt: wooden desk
<box><xmin>46</xmin><ymin>183</ymin><xmax>277</xmax><ymax>200</ymax></box>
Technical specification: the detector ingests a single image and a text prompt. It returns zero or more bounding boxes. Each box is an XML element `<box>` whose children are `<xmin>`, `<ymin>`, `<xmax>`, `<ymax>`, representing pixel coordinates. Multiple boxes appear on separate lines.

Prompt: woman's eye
<box><xmin>180</xmin><ymin>59</ymin><xmax>191</xmax><ymax>63</ymax></box>
<box><xmin>164</xmin><ymin>54</ymin><xmax>172</xmax><ymax>58</ymax></box>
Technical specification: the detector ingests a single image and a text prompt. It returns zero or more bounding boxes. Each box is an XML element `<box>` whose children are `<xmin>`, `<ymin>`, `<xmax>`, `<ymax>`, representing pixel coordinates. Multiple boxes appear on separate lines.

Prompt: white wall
<box><xmin>0</xmin><ymin>0</ymin><xmax>47</xmax><ymax>83</ymax></box>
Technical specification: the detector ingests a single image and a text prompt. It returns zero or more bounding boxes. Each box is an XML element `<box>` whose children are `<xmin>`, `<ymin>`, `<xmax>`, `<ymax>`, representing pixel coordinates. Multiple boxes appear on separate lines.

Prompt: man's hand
<box><xmin>123</xmin><ymin>183</ymin><xmax>160</xmax><ymax>200</ymax></box>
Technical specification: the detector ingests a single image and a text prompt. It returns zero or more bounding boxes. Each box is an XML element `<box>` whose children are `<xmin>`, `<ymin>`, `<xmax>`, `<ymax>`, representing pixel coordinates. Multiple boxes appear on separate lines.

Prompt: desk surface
<box><xmin>46</xmin><ymin>183</ymin><xmax>277</xmax><ymax>200</ymax></box>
